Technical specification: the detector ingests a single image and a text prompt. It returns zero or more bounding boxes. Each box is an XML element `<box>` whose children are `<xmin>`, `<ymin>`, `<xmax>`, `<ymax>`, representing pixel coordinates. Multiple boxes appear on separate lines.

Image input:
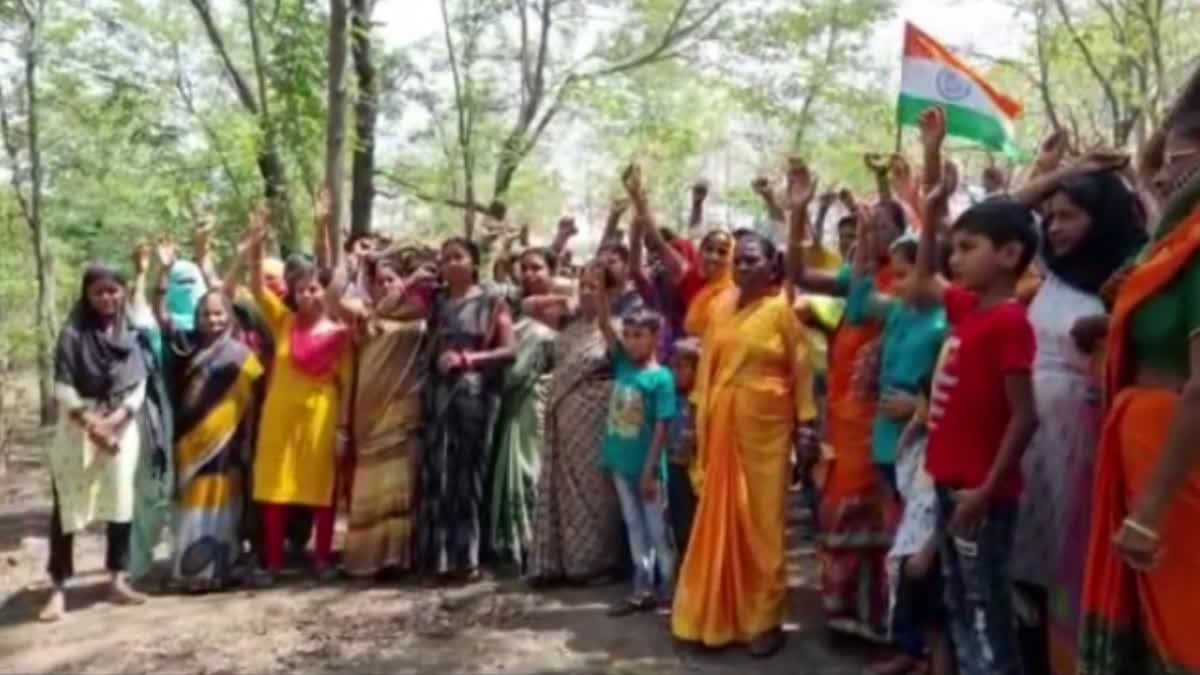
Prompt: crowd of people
<box><xmin>33</xmin><ymin>62</ymin><xmax>1200</xmax><ymax>675</ymax></box>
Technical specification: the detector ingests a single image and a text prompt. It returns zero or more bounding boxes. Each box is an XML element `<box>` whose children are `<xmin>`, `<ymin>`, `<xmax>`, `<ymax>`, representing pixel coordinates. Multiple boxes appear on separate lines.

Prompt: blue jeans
<box><xmin>936</xmin><ymin>487</ymin><xmax>1022</xmax><ymax>675</ymax></box>
<box><xmin>612</xmin><ymin>473</ymin><xmax>675</xmax><ymax>600</ymax></box>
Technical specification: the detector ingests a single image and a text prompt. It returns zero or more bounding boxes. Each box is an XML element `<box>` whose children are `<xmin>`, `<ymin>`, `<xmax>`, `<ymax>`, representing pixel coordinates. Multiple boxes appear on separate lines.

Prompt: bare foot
<box><xmin>37</xmin><ymin>588</ymin><xmax>64</xmax><ymax>622</ymax></box>
<box><xmin>109</xmin><ymin>575</ymin><xmax>148</xmax><ymax>606</ymax></box>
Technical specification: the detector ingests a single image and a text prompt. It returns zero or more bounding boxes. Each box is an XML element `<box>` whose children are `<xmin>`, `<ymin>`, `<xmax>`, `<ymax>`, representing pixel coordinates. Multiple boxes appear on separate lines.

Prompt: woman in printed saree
<box><xmin>340</xmin><ymin>249</ymin><xmax>434</xmax><ymax>579</ymax></box>
<box><xmin>1008</xmin><ymin>157</ymin><xmax>1147</xmax><ymax>675</ymax></box>
<box><xmin>40</xmin><ymin>264</ymin><xmax>154</xmax><ymax>621</ymax></box>
<box><xmin>418</xmin><ymin>237</ymin><xmax>515</xmax><ymax>581</ymax></box>
<box><xmin>165</xmin><ymin>291</ymin><xmax>264</xmax><ymax>591</ymax></box>
<box><xmin>488</xmin><ymin>247</ymin><xmax>558</xmax><ymax>571</ymax></box>
<box><xmin>526</xmin><ymin>263</ymin><xmax>625</xmax><ymax>585</ymax></box>
<box><xmin>1079</xmin><ymin>68</ymin><xmax>1200</xmax><ymax>675</ymax></box>
<box><xmin>671</xmin><ymin>229</ymin><xmax>817</xmax><ymax>658</ymax></box>
<box><xmin>245</xmin><ymin>216</ymin><xmax>352</xmax><ymax>583</ymax></box>
<box><xmin>796</xmin><ymin>182</ymin><xmax>904</xmax><ymax>642</ymax></box>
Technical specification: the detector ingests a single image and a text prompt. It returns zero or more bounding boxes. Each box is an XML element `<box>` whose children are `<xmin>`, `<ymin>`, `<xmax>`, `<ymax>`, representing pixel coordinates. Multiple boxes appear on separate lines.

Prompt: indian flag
<box><xmin>898</xmin><ymin>22</ymin><xmax>1024</xmax><ymax>157</ymax></box>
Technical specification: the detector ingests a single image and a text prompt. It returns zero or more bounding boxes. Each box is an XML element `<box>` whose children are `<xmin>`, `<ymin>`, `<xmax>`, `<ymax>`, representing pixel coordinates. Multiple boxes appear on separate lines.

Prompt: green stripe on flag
<box><xmin>898</xmin><ymin>94</ymin><xmax>1024</xmax><ymax>159</ymax></box>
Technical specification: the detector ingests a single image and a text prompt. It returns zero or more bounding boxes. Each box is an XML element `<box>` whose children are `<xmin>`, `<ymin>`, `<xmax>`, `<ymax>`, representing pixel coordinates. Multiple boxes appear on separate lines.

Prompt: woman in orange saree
<box><xmin>1079</xmin><ymin>96</ymin><xmax>1200</xmax><ymax>675</ymax></box>
<box><xmin>816</xmin><ymin>204</ymin><xmax>902</xmax><ymax>642</ymax></box>
<box><xmin>672</xmin><ymin>232</ymin><xmax>817</xmax><ymax>658</ymax></box>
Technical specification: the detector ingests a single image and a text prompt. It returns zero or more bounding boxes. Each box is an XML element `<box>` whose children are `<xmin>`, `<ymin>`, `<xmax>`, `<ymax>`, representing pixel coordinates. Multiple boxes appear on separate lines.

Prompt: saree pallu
<box><xmin>344</xmin><ymin>320</ymin><xmax>425</xmax><ymax>577</ymax></box>
<box><xmin>1079</xmin><ymin>187</ymin><xmax>1200</xmax><ymax>675</ymax></box>
<box><xmin>527</xmin><ymin>319</ymin><xmax>622</xmax><ymax>582</ymax></box>
<box><xmin>487</xmin><ymin>318</ymin><xmax>555</xmax><ymax>570</ymax></box>
<box><xmin>171</xmin><ymin>338</ymin><xmax>263</xmax><ymax>585</ymax></box>
<box><xmin>818</xmin><ymin>312</ymin><xmax>891</xmax><ymax>642</ymax></box>
<box><xmin>1080</xmin><ymin>389</ymin><xmax>1200</xmax><ymax>674</ymax></box>
<box><xmin>672</xmin><ymin>290</ymin><xmax>817</xmax><ymax>646</ymax></box>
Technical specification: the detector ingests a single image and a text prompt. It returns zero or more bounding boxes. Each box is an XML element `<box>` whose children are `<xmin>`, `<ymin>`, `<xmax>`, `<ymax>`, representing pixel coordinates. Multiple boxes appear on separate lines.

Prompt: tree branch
<box><xmin>578</xmin><ymin>0</ymin><xmax>724</xmax><ymax>80</ymax></box>
<box><xmin>377</xmin><ymin>170</ymin><xmax>490</xmax><ymax>213</ymax></box>
<box><xmin>1051</xmin><ymin>0</ymin><xmax>1123</xmax><ymax>140</ymax></box>
<box><xmin>187</xmin><ymin>0</ymin><xmax>259</xmax><ymax>114</ymax></box>
<box><xmin>0</xmin><ymin>82</ymin><xmax>34</xmax><ymax>229</ymax></box>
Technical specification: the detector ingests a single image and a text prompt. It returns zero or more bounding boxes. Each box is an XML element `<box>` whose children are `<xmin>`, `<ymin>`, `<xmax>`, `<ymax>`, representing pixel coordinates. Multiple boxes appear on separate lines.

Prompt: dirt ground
<box><xmin>0</xmin><ymin>398</ymin><xmax>871</xmax><ymax>674</ymax></box>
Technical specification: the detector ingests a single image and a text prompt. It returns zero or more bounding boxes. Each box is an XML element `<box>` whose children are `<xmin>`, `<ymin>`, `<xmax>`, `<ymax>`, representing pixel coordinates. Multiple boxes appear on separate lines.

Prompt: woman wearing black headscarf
<box><xmin>1011</xmin><ymin>161</ymin><xmax>1148</xmax><ymax>673</ymax></box>
<box><xmin>40</xmin><ymin>264</ymin><xmax>156</xmax><ymax>621</ymax></box>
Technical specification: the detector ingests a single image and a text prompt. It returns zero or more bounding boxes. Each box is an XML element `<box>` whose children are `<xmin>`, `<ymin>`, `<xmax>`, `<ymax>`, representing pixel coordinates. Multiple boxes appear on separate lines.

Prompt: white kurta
<box><xmin>47</xmin><ymin>381</ymin><xmax>146</xmax><ymax>533</ymax></box>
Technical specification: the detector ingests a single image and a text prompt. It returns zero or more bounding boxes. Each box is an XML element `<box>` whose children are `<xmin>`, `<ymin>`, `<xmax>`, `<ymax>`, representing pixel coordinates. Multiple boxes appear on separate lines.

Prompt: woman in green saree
<box><xmin>487</xmin><ymin>247</ymin><xmax>559</xmax><ymax>571</ymax></box>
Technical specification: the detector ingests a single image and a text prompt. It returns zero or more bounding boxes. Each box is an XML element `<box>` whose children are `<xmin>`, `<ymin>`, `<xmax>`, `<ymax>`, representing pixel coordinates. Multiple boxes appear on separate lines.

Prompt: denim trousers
<box><xmin>936</xmin><ymin>486</ymin><xmax>1022</xmax><ymax>675</ymax></box>
<box><xmin>612</xmin><ymin>473</ymin><xmax>675</xmax><ymax>599</ymax></box>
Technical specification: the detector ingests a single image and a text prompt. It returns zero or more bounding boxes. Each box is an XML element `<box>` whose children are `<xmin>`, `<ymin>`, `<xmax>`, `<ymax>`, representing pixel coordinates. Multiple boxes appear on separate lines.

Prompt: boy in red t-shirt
<box><xmin>913</xmin><ymin>108</ymin><xmax>1039</xmax><ymax>675</ymax></box>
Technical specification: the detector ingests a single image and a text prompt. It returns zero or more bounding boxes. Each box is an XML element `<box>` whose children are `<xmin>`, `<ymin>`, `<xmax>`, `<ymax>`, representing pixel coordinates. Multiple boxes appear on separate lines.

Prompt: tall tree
<box><xmin>385</xmin><ymin>0</ymin><xmax>727</xmax><ymax>239</ymax></box>
<box><xmin>0</xmin><ymin>0</ymin><xmax>55</xmax><ymax>424</ymax></box>
<box><xmin>349</xmin><ymin>0</ymin><xmax>377</xmax><ymax>235</ymax></box>
<box><xmin>188</xmin><ymin>0</ymin><xmax>298</xmax><ymax>248</ymax></box>
<box><xmin>324</xmin><ymin>0</ymin><xmax>349</xmax><ymax>263</ymax></box>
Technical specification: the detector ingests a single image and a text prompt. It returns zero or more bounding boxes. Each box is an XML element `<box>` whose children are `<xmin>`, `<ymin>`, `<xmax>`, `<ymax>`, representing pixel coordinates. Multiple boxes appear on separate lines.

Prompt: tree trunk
<box><xmin>350</xmin><ymin>0</ymin><xmax>377</xmax><ymax>236</ymax></box>
<box><xmin>324</xmin><ymin>0</ymin><xmax>349</xmax><ymax>263</ymax></box>
<box><xmin>24</xmin><ymin>4</ymin><xmax>54</xmax><ymax>425</ymax></box>
<box><xmin>256</xmin><ymin>148</ymin><xmax>296</xmax><ymax>253</ymax></box>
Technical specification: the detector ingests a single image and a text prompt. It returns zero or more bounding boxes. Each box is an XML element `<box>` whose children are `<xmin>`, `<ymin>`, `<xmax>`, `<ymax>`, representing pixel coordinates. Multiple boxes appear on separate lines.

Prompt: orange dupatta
<box><xmin>1079</xmin><ymin>201</ymin><xmax>1200</xmax><ymax>675</ymax></box>
<box><xmin>683</xmin><ymin>267</ymin><xmax>734</xmax><ymax>338</ymax></box>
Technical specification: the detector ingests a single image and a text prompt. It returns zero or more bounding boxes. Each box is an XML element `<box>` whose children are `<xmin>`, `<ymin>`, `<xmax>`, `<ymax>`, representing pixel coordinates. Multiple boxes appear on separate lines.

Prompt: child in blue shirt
<box><xmin>845</xmin><ymin>226</ymin><xmax>947</xmax><ymax>495</ymax></box>
<box><xmin>596</xmin><ymin>300</ymin><xmax>678</xmax><ymax>615</ymax></box>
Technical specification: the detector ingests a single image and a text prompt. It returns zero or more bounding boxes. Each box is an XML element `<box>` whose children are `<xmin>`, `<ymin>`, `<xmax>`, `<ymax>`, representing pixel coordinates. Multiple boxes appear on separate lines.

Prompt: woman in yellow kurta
<box><xmin>672</xmin><ymin>231</ymin><xmax>817</xmax><ymax>657</ymax></box>
<box><xmin>245</xmin><ymin>225</ymin><xmax>351</xmax><ymax>582</ymax></box>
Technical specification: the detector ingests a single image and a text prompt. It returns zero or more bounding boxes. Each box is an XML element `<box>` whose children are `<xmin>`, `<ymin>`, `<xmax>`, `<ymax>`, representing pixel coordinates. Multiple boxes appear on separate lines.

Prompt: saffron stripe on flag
<box><xmin>902</xmin><ymin>22</ymin><xmax>1022</xmax><ymax>120</ymax></box>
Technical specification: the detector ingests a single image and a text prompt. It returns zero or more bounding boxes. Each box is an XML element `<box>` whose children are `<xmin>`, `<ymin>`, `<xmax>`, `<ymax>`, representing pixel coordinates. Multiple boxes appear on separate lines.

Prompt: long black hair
<box><xmin>441</xmin><ymin>236</ymin><xmax>481</xmax><ymax>282</ymax></box>
<box><xmin>1044</xmin><ymin>171</ymin><xmax>1148</xmax><ymax>294</ymax></box>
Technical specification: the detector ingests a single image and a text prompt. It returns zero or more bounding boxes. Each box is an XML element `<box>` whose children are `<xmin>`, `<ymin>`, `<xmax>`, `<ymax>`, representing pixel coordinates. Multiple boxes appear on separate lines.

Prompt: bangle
<box><xmin>1122</xmin><ymin>517</ymin><xmax>1159</xmax><ymax>541</ymax></box>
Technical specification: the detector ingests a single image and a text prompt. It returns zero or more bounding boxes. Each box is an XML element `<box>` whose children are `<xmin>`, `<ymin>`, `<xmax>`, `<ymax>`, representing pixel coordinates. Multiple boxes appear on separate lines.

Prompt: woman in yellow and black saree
<box><xmin>166</xmin><ymin>290</ymin><xmax>264</xmax><ymax>591</ymax></box>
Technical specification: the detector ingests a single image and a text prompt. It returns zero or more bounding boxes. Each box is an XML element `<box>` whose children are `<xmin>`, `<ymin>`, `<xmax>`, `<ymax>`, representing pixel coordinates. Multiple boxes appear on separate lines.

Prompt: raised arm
<box><xmin>129</xmin><ymin>241</ymin><xmax>154</xmax><ymax>324</ymax></box>
<box><xmin>813</xmin><ymin>190</ymin><xmax>836</xmax><ymax>251</ymax></box>
<box><xmin>784</xmin><ymin>158</ymin><xmax>817</xmax><ymax>303</ymax></box>
<box><xmin>783</xmin><ymin>161</ymin><xmax>842</xmax><ymax>295</ymax></box>
<box><xmin>915</xmin><ymin>107</ymin><xmax>950</xmax><ymax>304</ymax></box>
<box><xmin>622</xmin><ymin>163</ymin><xmax>687</xmax><ymax>285</ymax></box>
<box><xmin>550</xmin><ymin>216</ymin><xmax>577</xmax><ymax>260</ymax></box>
<box><xmin>864</xmin><ymin>153</ymin><xmax>894</xmax><ymax>203</ymax></box>
<box><xmin>600</xmin><ymin>197</ymin><xmax>629</xmax><ymax>247</ymax></box>
<box><xmin>688</xmin><ymin>180</ymin><xmax>708</xmax><ymax>233</ymax></box>
<box><xmin>192</xmin><ymin>212</ymin><xmax>220</xmax><ymax>290</ymax></box>
<box><xmin>149</xmin><ymin>239</ymin><xmax>177</xmax><ymax>330</ymax></box>
<box><xmin>752</xmin><ymin>176</ymin><xmax>786</xmax><ymax>224</ymax></box>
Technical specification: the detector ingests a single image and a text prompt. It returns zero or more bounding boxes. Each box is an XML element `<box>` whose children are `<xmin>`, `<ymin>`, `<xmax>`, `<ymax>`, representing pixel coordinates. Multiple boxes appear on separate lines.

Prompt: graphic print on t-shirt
<box><xmin>608</xmin><ymin>384</ymin><xmax>646</xmax><ymax>439</ymax></box>
<box><xmin>927</xmin><ymin>334</ymin><xmax>960</xmax><ymax>431</ymax></box>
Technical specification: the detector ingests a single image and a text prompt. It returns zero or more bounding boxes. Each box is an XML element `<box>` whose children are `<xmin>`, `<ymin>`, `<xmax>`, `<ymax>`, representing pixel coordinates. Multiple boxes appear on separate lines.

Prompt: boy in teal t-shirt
<box><xmin>596</xmin><ymin>299</ymin><xmax>677</xmax><ymax>614</ymax></box>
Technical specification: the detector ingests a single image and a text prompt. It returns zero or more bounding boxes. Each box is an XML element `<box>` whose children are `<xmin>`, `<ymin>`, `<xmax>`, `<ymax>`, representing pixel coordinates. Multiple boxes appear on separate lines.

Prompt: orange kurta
<box><xmin>672</xmin><ymin>288</ymin><xmax>817</xmax><ymax>646</ymax></box>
